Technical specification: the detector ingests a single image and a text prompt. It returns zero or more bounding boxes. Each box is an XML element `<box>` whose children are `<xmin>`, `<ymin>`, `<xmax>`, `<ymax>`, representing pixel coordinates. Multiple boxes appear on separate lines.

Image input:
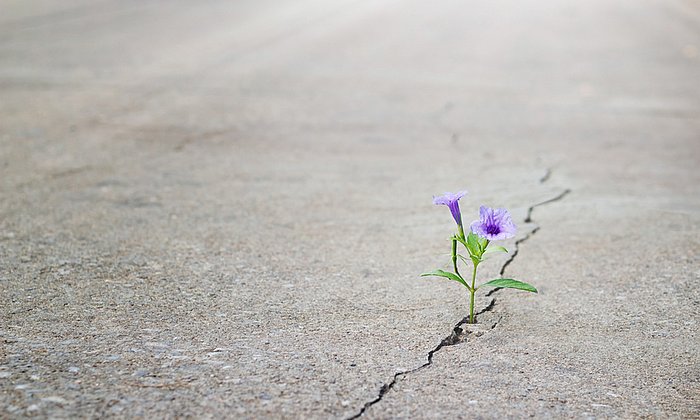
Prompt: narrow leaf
<box><xmin>483</xmin><ymin>245</ymin><xmax>508</xmax><ymax>255</ymax></box>
<box><xmin>480</xmin><ymin>278</ymin><xmax>538</xmax><ymax>293</ymax></box>
<box><xmin>458</xmin><ymin>254</ymin><xmax>481</xmax><ymax>266</ymax></box>
<box><xmin>457</xmin><ymin>254</ymin><xmax>471</xmax><ymax>265</ymax></box>
<box><xmin>421</xmin><ymin>270</ymin><xmax>470</xmax><ymax>289</ymax></box>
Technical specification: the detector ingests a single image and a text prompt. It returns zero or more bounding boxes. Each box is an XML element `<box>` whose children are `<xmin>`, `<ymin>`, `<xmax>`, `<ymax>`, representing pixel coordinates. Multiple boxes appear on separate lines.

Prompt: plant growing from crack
<box><xmin>422</xmin><ymin>191</ymin><xmax>537</xmax><ymax>324</ymax></box>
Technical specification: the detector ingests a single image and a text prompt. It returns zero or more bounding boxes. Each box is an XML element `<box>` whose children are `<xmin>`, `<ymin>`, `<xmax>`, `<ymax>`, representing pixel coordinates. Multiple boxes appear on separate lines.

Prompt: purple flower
<box><xmin>470</xmin><ymin>206</ymin><xmax>517</xmax><ymax>241</ymax></box>
<box><xmin>433</xmin><ymin>190</ymin><xmax>468</xmax><ymax>226</ymax></box>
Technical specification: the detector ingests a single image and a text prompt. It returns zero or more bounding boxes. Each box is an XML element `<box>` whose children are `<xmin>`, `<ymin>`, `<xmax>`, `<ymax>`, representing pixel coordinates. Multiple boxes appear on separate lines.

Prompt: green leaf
<box><xmin>478</xmin><ymin>237</ymin><xmax>488</xmax><ymax>252</ymax></box>
<box><xmin>483</xmin><ymin>245</ymin><xmax>508</xmax><ymax>255</ymax></box>
<box><xmin>467</xmin><ymin>232</ymin><xmax>481</xmax><ymax>257</ymax></box>
<box><xmin>480</xmin><ymin>278</ymin><xmax>538</xmax><ymax>293</ymax></box>
<box><xmin>421</xmin><ymin>270</ymin><xmax>470</xmax><ymax>289</ymax></box>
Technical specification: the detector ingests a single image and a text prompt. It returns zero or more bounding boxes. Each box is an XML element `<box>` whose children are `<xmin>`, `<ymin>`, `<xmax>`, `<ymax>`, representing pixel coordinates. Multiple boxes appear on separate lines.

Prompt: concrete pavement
<box><xmin>1</xmin><ymin>0</ymin><xmax>698</xmax><ymax>418</ymax></box>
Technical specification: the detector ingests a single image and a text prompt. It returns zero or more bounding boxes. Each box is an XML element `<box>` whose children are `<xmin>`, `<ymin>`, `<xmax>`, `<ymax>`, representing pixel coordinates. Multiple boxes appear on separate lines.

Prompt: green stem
<box><xmin>451</xmin><ymin>238</ymin><xmax>462</xmax><ymax>281</ymax></box>
<box><xmin>458</xmin><ymin>224</ymin><xmax>466</xmax><ymax>241</ymax></box>
<box><xmin>469</xmin><ymin>261</ymin><xmax>478</xmax><ymax>324</ymax></box>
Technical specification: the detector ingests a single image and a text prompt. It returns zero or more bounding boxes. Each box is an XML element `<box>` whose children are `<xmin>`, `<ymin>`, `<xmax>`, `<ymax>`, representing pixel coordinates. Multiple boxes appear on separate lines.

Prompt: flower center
<box><xmin>486</xmin><ymin>224</ymin><xmax>501</xmax><ymax>235</ymax></box>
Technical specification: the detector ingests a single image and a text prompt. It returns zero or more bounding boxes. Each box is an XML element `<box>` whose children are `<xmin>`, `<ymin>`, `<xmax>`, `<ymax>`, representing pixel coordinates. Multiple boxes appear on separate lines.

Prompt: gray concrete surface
<box><xmin>1</xmin><ymin>0</ymin><xmax>699</xmax><ymax>418</ymax></box>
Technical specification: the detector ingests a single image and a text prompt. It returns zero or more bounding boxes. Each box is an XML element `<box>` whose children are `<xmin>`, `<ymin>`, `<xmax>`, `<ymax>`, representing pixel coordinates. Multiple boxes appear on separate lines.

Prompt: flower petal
<box><xmin>472</xmin><ymin>205</ymin><xmax>517</xmax><ymax>241</ymax></box>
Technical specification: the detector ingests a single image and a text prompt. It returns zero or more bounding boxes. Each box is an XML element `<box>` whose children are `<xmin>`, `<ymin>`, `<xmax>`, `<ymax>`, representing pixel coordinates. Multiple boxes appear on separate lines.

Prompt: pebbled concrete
<box><xmin>1</xmin><ymin>0</ymin><xmax>699</xmax><ymax>418</ymax></box>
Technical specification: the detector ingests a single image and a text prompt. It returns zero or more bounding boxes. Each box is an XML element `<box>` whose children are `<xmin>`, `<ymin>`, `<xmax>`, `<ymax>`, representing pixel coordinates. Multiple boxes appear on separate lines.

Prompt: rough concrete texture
<box><xmin>1</xmin><ymin>0</ymin><xmax>699</xmax><ymax>418</ymax></box>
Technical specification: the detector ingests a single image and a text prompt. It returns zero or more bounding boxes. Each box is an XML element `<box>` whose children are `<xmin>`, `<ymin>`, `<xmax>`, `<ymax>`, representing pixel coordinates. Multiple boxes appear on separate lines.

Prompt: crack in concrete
<box><xmin>347</xmin><ymin>170</ymin><xmax>570</xmax><ymax>419</ymax></box>
<box><xmin>346</xmin><ymin>301</ymin><xmax>500</xmax><ymax>420</ymax></box>
<box><xmin>496</xmin><ymin>187</ymin><xmax>571</xmax><ymax>280</ymax></box>
<box><xmin>539</xmin><ymin>168</ymin><xmax>552</xmax><ymax>183</ymax></box>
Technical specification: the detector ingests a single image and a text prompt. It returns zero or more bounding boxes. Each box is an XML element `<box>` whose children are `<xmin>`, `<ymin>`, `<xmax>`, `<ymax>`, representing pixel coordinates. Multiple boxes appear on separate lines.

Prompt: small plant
<box><xmin>422</xmin><ymin>190</ymin><xmax>537</xmax><ymax>324</ymax></box>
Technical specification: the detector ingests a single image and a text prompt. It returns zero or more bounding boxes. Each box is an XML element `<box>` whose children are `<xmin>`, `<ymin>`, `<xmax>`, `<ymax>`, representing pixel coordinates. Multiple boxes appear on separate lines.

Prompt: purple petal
<box><xmin>471</xmin><ymin>206</ymin><xmax>517</xmax><ymax>241</ymax></box>
<box><xmin>433</xmin><ymin>190</ymin><xmax>468</xmax><ymax>226</ymax></box>
<box><xmin>470</xmin><ymin>219</ymin><xmax>485</xmax><ymax>236</ymax></box>
<box><xmin>433</xmin><ymin>190</ymin><xmax>467</xmax><ymax>206</ymax></box>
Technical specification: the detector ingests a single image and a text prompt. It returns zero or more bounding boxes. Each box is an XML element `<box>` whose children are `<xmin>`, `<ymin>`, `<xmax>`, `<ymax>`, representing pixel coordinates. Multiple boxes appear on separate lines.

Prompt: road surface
<box><xmin>1</xmin><ymin>0</ymin><xmax>699</xmax><ymax>417</ymax></box>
